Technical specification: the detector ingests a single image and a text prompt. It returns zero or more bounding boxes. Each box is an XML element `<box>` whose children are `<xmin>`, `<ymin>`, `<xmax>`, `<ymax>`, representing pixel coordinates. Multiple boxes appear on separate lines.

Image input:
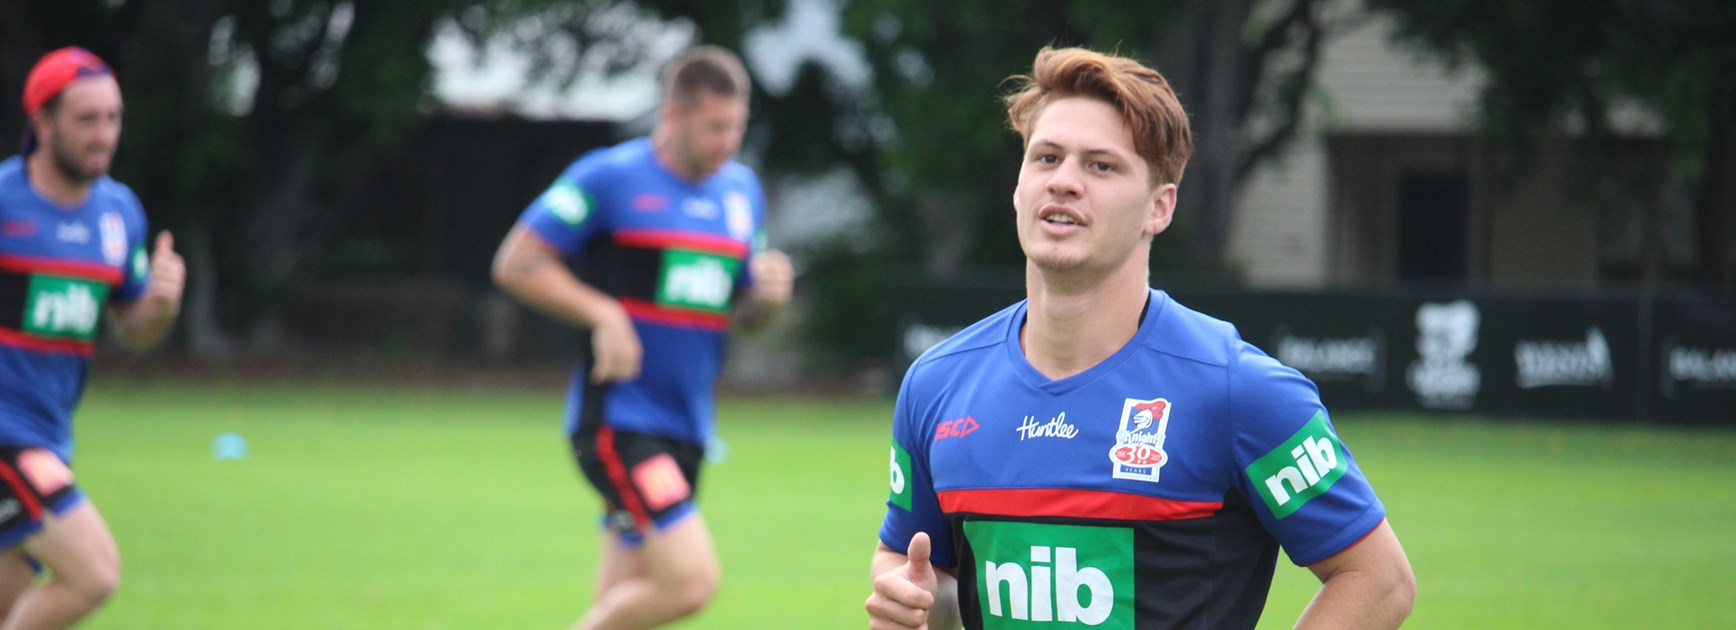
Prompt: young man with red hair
<box><xmin>867</xmin><ymin>46</ymin><xmax>1414</xmax><ymax>629</ymax></box>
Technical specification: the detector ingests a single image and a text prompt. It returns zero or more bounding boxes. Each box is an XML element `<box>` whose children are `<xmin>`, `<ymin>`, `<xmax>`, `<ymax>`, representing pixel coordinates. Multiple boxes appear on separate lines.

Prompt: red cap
<box><xmin>20</xmin><ymin>47</ymin><xmax>113</xmax><ymax>154</ymax></box>
<box><xmin>24</xmin><ymin>47</ymin><xmax>112</xmax><ymax>115</ymax></box>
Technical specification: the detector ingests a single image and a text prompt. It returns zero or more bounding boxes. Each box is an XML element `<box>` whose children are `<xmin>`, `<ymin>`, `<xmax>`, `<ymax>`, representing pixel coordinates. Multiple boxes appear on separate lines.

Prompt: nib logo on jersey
<box><xmin>888</xmin><ymin>441</ymin><xmax>913</xmax><ymax>511</ymax></box>
<box><xmin>966</xmin><ymin>521</ymin><xmax>1132</xmax><ymax>627</ymax></box>
<box><xmin>25</xmin><ymin>277</ymin><xmax>107</xmax><ymax>341</ymax></box>
<box><xmin>1108</xmin><ymin>398</ymin><xmax>1171</xmax><ymax>484</ymax></box>
<box><xmin>1246</xmin><ymin>411</ymin><xmax>1346</xmax><ymax>519</ymax></box>
<box><xmin>539</xmin><ymin>180</ymin><xmax>592</xmax><ymax>226</ymax></box>
<box><xmin>656</xmin><ymin>251</ymin><xmax>739</xmax><ymax>313</ymax></box>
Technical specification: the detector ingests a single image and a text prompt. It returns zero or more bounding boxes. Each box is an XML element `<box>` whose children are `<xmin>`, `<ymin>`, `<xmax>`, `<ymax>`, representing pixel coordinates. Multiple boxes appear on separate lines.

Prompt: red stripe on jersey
<box><xmin>598</xmin><ymin>426</ymin><xmax>651</xmax><ymax>529</ymax></box>
<box><xmin>613</xmin><ymin>230</ymin><xmax>748</xmax><ymax>257</ymax></box>
<box><xmin>0</xmin><ymin>328</ymin><xmax>95</xmax><ymax>356</ymax></box>
<box><xmin>0</xmin><ymin>254</ymin><xmax>123</xmax><ymax>283</ymax></box>
<box><xmin>0</xmin><ymin>460</ymin><xmax>44</xmax><ymax>520</ymax></box>
<box><xmin>938</xmin><ymin>488</ymin><xmax>1222</xmax><ymax>521</ymax></box>
<box><xmin>619</xmin><ymin>298</ymin><xmax>730</xmax><ymax>332</ymax></box>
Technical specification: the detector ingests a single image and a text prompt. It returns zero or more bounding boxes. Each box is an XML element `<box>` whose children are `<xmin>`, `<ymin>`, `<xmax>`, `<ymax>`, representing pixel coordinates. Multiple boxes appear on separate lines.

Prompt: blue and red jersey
<box><xmin>880</xmin><ymin>289</ymin><xmax>1388</xmax><ymax>629</ymax></box>
<box><xmin>516</xmin><ymin>137</ymin><xmax>766</xmax><ymax>446</ymax></box>
<box><xmin>0</xmin><ymin>156</ymin><xmax>151</xmax><ymax>462</ymax></box>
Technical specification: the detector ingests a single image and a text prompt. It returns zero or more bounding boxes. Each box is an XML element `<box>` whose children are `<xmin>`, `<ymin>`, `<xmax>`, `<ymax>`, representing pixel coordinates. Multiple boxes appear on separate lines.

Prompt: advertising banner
<box><xmin>890</xmin><ymin>280</ymin><xmax>1729</xmax><ymax>424</ymax></box>
<box><xmin>1651</xmin><ymin>297</ymin><xmax>1736</xmax><ymax>424</ymax></box>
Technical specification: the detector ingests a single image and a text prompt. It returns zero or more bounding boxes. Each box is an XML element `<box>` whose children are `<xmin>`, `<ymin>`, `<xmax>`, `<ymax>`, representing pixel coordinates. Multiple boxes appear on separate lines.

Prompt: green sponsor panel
<box><xmin>23</xmin><ymin>276</ymin><xmax>108</xmax><ymax>341</ymax></box>
<box><xmin>1245</xmin><ymin>410</ymin><xmax>1347</xmax><ymax>519</ymax></box>
<box><xmin>656</xmin><ymin>250</ymin><xmax>739</xmax><ymax>312</ymax></box>
<box><xmin>888</xmin><ymin>442</ymin><xmax>912</xmax><ymax>511</ymax></box>
<box><xmin>966</xmin><ymin>521</ymin><xmax>1133</xmax><ymax>628</ymax></box>
<box><xmin>540</xmin><ymin>180</ymin><xmax>593</xmax><ymax>225</ymax></box>
<box><xmin>130</xmin><ymin>245</ymin><xmax>149</xmax><ymax>281</ymax></box>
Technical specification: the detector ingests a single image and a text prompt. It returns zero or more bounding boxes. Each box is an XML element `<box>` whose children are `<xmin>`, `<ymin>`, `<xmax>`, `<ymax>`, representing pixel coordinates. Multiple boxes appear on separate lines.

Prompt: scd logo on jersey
<box><xmin>1108</xmin><ymin>397</ymin><xmax>1171</xmax><ymax>484</ymax></box>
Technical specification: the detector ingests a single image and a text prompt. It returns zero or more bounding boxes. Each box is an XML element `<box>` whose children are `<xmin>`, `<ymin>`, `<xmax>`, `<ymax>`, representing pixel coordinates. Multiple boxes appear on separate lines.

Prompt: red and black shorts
<box><xmin>0</xmin><ymin>446</ymin><xmax>85</xmax><ymax>550</ymax></box>
<box><xmin>571</xmin><ymin>426</ymin><xmax>703</xmax><ymax>546</ymax></box>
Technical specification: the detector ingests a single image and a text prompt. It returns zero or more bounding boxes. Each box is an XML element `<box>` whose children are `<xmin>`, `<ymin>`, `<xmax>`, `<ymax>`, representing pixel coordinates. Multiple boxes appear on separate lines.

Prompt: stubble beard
<box><xmin>49</xmin><ymin>140</ymin><xmax>109</xmax><ymax>186</ymax></box>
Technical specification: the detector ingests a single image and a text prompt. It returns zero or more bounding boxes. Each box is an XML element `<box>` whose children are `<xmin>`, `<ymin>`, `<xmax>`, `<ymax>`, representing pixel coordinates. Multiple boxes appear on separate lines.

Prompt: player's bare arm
<box><xmin>1296</xmin><ymin>520</ymin><xmax>1416</xmax><ymax>629</ymax></box>
<box><xmin>867</xmin><ymin>533</ymin><xmax>960</xmax><ymax>630</ymax></box>
<box><xmin>492</xmin><ymin>224</ymin><xmax>641</xmax><ymax>383</ymax></box>
<box><xmin>109</xmin><ymin>231</ymin><xmax>184</xmax><ymax>351</ymax></box>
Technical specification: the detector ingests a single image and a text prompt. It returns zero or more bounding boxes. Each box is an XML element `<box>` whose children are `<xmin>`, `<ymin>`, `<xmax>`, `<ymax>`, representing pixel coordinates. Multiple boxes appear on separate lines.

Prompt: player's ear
<box><xmin>660</xmin><ymin>98</ymin><xmax>685</xmax><ymax>127</ymax></box>
<box><xmin>1144</xmin><ymin>183</ymin><xmax>1176</xmax><ymax>237</ymax></box>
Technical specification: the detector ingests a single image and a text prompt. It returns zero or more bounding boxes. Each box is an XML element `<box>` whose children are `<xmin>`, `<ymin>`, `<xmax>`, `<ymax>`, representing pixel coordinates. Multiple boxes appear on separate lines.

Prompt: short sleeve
<box><xmin>519</xmin><ymin>159</ymin><xmax>611</xmax><ymax>256</ymax></box>
<box><xmin>877</xmin><ymin>362</ymin><xmax>955</xmax><ymax>568</ymax></box>
<box><xmin>1229</xmin><ymin>343</ymin><xmax>1387</xmax><ymax>566</ymax></box>
<box><xmin>111</xmin><ymin>189</ymin><xmax>150</xmax><ymax>304</ymax></box>
<box><xmin>735</xmin><ymin>170</ymin><xmax>769</xmax><ymax>290</ymax></box>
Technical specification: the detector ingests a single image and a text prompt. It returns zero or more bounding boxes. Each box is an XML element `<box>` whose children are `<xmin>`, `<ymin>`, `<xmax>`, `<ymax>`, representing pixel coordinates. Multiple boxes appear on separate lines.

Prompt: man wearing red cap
<box><xmin>0</xmin><ymin>46</ymin><xmax>184</xmax><ymax>628</ymax></box>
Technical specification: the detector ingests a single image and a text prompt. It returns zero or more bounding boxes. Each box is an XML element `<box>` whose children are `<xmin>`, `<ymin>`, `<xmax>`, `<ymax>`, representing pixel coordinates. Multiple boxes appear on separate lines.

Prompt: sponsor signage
<box><xmin>889</xmin><ymin>279</ymin><xmax>1736</xmax><ymax>424</ymax></box>
<box><xmin>1652</xmin><ymin>298</ymin><xmax>1736</xmax><ymax>423</ymax></box>
<box><xmin>966</xmin><ymin>520</ymin><xmax>1132</xmax><ymax>627</ymax></box>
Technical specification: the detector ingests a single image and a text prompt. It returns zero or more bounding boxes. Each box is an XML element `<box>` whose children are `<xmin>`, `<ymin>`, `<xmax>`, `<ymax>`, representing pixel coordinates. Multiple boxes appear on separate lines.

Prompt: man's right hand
<box><xmin>867</xmin><ymin>532</ymin><xmax>940</xmax><ymax>629</ymax></box>
<box><xmin>589</xmin><ymin>309</ymin><xmax>642</xmax><ymax>384</ymax></box>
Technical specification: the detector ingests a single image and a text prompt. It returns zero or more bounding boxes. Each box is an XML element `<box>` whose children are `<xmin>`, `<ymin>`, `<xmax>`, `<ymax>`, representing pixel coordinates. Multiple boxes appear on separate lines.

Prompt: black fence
<box><xmin>892</xmin><ymin>282</ymin><xmax>1736</xmax><ymax>425</ymax></box>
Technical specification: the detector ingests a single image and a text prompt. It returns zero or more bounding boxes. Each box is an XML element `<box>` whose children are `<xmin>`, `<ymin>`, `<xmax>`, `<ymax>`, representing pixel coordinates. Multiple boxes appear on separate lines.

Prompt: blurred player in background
<box><xmin>0</xmin><ymin>46</ymin><xmax>185</xmax><ymax>629</ymax></box>
<box><xmin>492</xmin><ymin>45</ymin><xmax>792</xmax><ymax>629</ymax></box>
<box><xmin>866</xmin><ymin>46</ymin><xmax>1414</xmax><ymax>629</ymax></box>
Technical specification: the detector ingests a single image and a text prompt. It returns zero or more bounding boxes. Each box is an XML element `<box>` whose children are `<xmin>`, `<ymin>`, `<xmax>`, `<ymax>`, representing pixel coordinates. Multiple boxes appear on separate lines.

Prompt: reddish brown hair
<box><xmin>1004</xmin><ymin>47</ymin><xmax>1194</xmax><ymax>185</ymax></box>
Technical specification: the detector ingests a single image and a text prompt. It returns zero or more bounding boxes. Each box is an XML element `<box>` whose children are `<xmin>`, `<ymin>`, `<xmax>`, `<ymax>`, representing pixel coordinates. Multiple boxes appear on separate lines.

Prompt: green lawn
<box><xmin>64</xmin><ymin>378</ymin><xmax>1736</xmax><ymax>628</ymax></box>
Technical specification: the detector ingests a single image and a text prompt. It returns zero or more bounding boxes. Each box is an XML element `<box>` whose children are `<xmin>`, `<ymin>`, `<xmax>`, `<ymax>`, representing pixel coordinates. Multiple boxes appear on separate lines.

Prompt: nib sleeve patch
<box><xmin>1245</xmin><ymin>411</ymin><xmax>1346</xmax><ymax>519</ymax></box>
<box><xmin>878</xmin><ymin>364</ymin><xmax>956</xmax><ymax>567</ymax></box>
<box><xmin>889</xmin><ymin>441</ymin><xmax>913</xmax><ymax>511</ymax></box>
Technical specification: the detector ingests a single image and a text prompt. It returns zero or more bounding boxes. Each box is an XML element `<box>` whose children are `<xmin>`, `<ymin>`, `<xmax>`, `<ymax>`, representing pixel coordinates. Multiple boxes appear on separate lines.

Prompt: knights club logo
<box><xmin>1108</xmin><ymin>397</ymin><xmax>1172</xmax><ymax>483</ymax></box>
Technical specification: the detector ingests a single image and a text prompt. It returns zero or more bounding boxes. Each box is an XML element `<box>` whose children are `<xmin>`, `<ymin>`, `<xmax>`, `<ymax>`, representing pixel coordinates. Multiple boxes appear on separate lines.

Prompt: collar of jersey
<box><xmin>1003</xmin><ymin>288</ymin><xmax>1168</xmax><ymax>395</ymax></box>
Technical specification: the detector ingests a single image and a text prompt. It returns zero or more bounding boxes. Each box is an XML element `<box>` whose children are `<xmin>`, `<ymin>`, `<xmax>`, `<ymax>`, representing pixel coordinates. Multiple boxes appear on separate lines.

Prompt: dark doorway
<box><xmin>1397</xmin><ymin>171</ymin><xmax>1469</xmax><ymax>282</ymax></box>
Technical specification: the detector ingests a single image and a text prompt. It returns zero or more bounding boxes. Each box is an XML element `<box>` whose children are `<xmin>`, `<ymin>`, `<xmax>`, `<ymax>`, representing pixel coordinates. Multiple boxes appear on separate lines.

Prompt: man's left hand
<box><xmin>146</xmin><ymin>231</ymin><xmax>186</xmax><ymax>308</ymax></box>
<box><xmin>749</xmin><ymin>250</ymin><xmax>793</xmax><ymax>306</ymax></box>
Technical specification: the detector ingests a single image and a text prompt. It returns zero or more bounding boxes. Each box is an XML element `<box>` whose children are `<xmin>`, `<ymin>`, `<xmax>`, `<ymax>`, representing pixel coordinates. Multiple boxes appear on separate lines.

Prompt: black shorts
<box><xmin>0</xmin><ymin>447</ymin><xmax>84</xmax><ymax>549</ymax></box>
<box><xmin>571</xmin><ymin>426</ymin><xmax>703</xmax><ymax>543</ymax></box>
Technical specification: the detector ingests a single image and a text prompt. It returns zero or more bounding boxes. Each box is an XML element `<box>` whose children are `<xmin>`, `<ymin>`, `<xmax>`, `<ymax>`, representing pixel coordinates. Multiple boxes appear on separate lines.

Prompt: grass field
<box><xmin>64</xmin><ymin>376</ymin><xmax>1736</xmax><ymax>628</ymax></box>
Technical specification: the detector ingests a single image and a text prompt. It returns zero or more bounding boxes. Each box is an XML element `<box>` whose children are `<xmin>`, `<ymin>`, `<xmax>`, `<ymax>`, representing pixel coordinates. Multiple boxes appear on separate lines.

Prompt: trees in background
<box><xmin>789</xmin><ymin>0</ymin><xmax>1345</xmax><ymax>369</ymax></box>
<box><xmin>1</xmin><ymin>0</ymin><xmax>711</xmax><ymax>353</ymax></box>
<box><xmin>2</xmin><ymin>0</ymin><xmax>1342</xmax><ymax>367</ymax></box>
<box><xmin>26</xmin><ymin>1</ymin><xmax>1719</xmax><ymax>372</ymax></box>
<box><xmin>1368</xmin><ymin>0</ymin><xmax>1735</xmax><ymax>287</ymax></box>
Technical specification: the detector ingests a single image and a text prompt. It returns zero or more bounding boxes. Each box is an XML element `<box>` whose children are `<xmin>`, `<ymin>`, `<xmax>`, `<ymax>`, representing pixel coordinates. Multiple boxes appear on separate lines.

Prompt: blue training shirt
<box><xmin>516</xmin><ymin>137</ymin><xmax>766</xmax><ymax>446</ymax></box>
<box><xmin>880</xmin><ymin>289</ymin><xmax>1388</xmax><ymax>629</ymax></box>
<box><xmin>0</xmin><ymin>156</ymin><xmax>151</xmax><ymax>462</ymax></box>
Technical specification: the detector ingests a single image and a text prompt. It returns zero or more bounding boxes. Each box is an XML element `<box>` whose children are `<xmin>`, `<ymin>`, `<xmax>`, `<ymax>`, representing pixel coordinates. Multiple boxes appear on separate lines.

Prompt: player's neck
<box><xmin>25</xmin><ymin>151</ymin><xmax>93</xmax><ymax>208</ymax></box>
<box><xmin>1020</xmin><ymin>260</ymin><xmax>1150</xmax><ymax>380</ymax></box>
<box><xmin>649</xmin><ymin>129</ymin><xmax>703</xmax><ymax>184</ymax></box>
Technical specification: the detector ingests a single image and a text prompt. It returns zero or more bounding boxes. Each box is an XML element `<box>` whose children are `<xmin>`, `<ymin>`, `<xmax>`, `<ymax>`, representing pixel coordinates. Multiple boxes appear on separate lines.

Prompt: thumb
<box><xmin>154</xmin><ymin>230</ymin><xmax>175</xmax><ymax>255</ymax></box>
<box><xmin>906</xmin><ymin>532</ymin><xmax>934</xmax><ymax>579</ymax></box>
